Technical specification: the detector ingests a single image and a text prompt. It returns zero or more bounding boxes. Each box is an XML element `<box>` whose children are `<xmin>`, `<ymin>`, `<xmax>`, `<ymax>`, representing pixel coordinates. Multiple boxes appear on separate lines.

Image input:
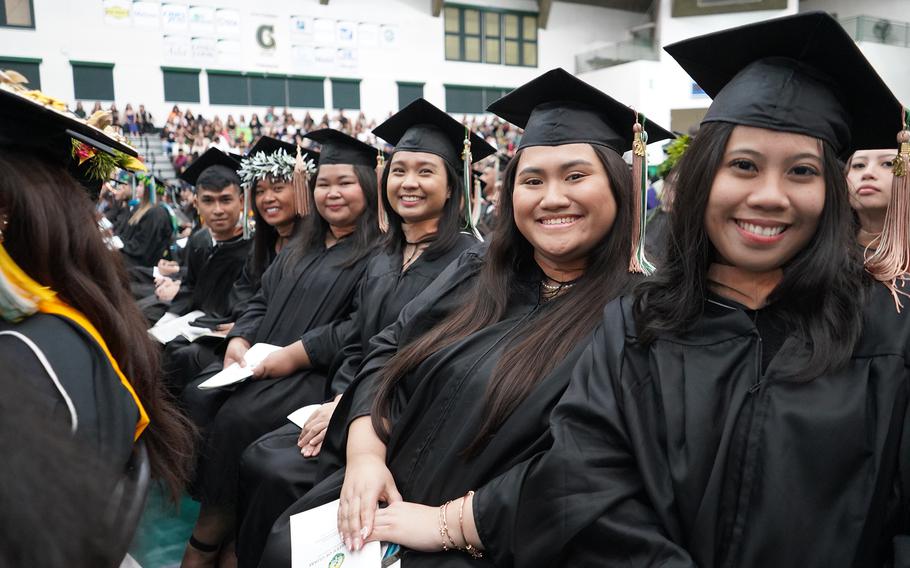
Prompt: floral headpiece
<box><xmin>238</xmin><ymin>148</ymin><xmax>316</xmax><ymax>189</ymax></box>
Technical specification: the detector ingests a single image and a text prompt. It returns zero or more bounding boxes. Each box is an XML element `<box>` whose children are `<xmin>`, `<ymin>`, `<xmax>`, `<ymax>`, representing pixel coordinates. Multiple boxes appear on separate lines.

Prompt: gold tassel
<box><xmin>242</xmin><ymin>185</ymin><xmax>251</xmax><ymax>239</ymax></box>
<box><xmin>462</xmin><ymin>127</ymin><xmax>481</xmax><ymax>240</ymax></box>
<box><xmin>293</xmin><ymin>146</ymin><xmax>310</xmax><ymax>218</ymax></box>
<box><xmin>376</xmin><ymin>151</ymin><xmax>389</xmax><ymax>233</ymax></box>
<box><xmin>629</xmin><ymin>112</ymin><xmax>654</xmax><ymax>275</ymax></box>
<box><xmin>865</xmin><ymin>108</ymin><xmax>910</xmax><ymax>311</ymax></box>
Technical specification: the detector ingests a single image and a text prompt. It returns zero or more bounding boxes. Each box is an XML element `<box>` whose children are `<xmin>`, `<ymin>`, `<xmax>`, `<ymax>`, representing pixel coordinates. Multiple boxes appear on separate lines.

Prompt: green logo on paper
<box><xmin>328</xmin><ymin>553</ymin><xmax>345</xmax><ymax>568</ymax></box>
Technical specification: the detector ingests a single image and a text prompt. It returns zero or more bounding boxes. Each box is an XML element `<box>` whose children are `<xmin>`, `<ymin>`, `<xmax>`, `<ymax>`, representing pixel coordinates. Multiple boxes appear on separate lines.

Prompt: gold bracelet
<box><xmin>438</xmin><ymin>503</ymin><xmax>449</xmax><ymax>551</ymax></box>
<box><xmin>459</xmin><ymin>491</ymin><xmax>483</xmax><ymax>559</ymax></box>
<box><xmin>441</xmin><ymin>500</ymin><xmax>458</xmax><ymax>550</ymax></box>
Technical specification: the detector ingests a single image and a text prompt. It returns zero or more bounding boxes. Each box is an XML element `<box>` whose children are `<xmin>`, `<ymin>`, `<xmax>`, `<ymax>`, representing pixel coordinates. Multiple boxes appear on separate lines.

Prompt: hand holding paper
<box><xmin>197</xmin><ymin>343</ymin><xmax>282</xmax><ymax>389</ymax></box>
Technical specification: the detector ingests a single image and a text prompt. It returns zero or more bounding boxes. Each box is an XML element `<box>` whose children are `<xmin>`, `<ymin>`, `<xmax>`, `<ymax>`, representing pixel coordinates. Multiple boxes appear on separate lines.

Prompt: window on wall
<box><xmin>444</xmin><ymin>4</ymin><xmax>537</xmax><ymax>67</ymax></box>
<box><xmin>331</xmin><ymin>79</ymin><xmax>360</xmax><ymax>110</ymax></box>
<box><xmin>0</xmin><ymin>0</ymin><xmax>34</xmax><ymax>28</ymax></box>
<box><xmin>288</xmin><ymin>77</ymin><xmax>325</xmax><ymax>108</ymax></box>
<box><xmin>208</xmin><ymin>71</ymin><xmax>248</xmax><ymax>105</ymax></box>
<box><xmin>0</xmin><ymin>56</ymin><xmax>40</xmax><ymax>89</ymax></box>
<box><xmin>249</xmin><ymin>74</ymin><xmax>286</xmax><ymax>106</ymax></box>
<box><xmin>397</xmin><ymin>82</ymin><xmax>424</xmax><ymax>109</ymax></box>
<box><xmin>162</xmin><ymin>67</ymin><xmax>200</xmax><ymax>103</ymax></box>
<box><xmin>444</xmin><ymin>85</ymin><xmax>511</xmax><ymax>114</ymax></box>
<box><xmin>207</xmin><ymin>72</ymin><xmax>326</xmax><ymax>108</ymax></box>
<box><xmin>71</xmin><ymin>61</ymin><xmax>115</xmax><ymax>101</ymax></box>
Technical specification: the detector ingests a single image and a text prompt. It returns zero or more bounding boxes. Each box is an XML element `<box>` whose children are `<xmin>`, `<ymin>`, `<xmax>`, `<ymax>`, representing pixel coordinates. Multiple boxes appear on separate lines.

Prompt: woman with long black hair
<box><xmin>255</xmin><ymin>69</ymin><xmax>673</xmax><ymax>567</ymax></box>
<box><xmin>456</xmin><ymin>13</ymin><xmax>910</xmax><ymax>568</ymax></box>
<box><xmin>235</xmin><ymin>106</ymin><xmax>493</xmax><ymax>567</ymax></box>
<box><xmin>0</xmin><ymin>86</ymin><xmax>194</xmax><ymax>500</ymax></box>
<box><xmin>179</xmin><ymin>131</ymin><xmax>379</xmax><ymax>566</ymax></box>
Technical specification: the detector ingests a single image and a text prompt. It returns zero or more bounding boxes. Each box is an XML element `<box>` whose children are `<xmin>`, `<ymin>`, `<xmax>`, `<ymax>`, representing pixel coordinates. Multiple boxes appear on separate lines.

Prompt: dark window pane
<box><xmin>504</xmin><ymin>40</ymin><xmax>520</xmax><ymax>65</ymax></box>
<box><xmin>288</xmin><ymin>77</ymin><xmax>324</xmax><ymax>108</ymax></box>
<box><xmin>464</xmin><ymin>37</ymin><xmax>481</xmax><ymax>62</ymax></box>
<box><xmin>523</xmin><ymin>42</ymin><xmax>537</xmax><ymax>66</ymax></box>
<box><xmin>162</xmin><ymin>69</ymin><xmax>200</xmax><ymax>103</ymax></box>
<box><xmin>332</xmin><ymin>80</ymin><xmax>360</xmax><ymax>109</ymax></box>
<box><xmin>523</xmin><ymin>16</ymin><xmax>537</xmax><ymax>40</ymax></box>
<box><xmin>444</xmin><ymin>6</ymin><xmax>460</xmax><ymax>33</ymax></box>
<box><xmin>397</xmin><ymin>83</ymin><xmax>423</xmax><ymax>109</ymax></box>
<box><xmin>484</xmin><ymin>38</ymin><xmax>500</xmax><ymax>63</ymax></box>
<box><xmin>445</xmin><ymin>86</ymin><xmax>484</xmax><ymax>114</ymax></box>
<box><xmin>445</xmin><ymin>34</ymin><xmax>461</xmax><ymax>60</ymax></box>
<box><xmin>0</xmin><ymin>58</ymin><xmax>39</xmax><ymax>89</ymax></box>
<box><xmin>504</xmin><ymin>14</ymin><xmax>519</xmax><ymax>38</ymax></box>
<box><xmin>464</xmin><ymin>9</ymin><xmax>480</xmax><ymax>35</ymax></box>
<box><xmin>72</xmin><ymin>64</ymin><xmax>115</xmax><ymax>101</ymax></box>
<box><xmin>249</xmin><ymin>75</ymin><xmax>286</xmax><ymax>106</ymax></box>
<box><xmin>208</xmin><ymin>72</ymin><xmax>248</xmax><ymax>105</ymax></box>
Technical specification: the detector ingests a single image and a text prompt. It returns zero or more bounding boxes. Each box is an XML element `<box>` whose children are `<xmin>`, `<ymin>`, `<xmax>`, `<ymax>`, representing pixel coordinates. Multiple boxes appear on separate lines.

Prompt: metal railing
<box><xmin>840</xmin><ymin>15</ymin><xmax>910</xmax><ymax>47</ymax></box>
<box><xmin>575</xmin><ymin>37</ymin><xmax>659</xmax><ymax>73</ymax></box>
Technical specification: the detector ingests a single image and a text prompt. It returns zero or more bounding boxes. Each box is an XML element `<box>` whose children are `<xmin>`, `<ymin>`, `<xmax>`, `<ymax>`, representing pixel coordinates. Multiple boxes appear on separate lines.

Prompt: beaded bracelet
<box><xmin>438</xmin><ymin>502</ymin><xmax>450</xmax><ymax>551</ymax></box>
<box><xmin>459</xmin><ymin>491</ymin><xmax>483</xmax><ymax>559</ymax></box>
<box><xmin>441</xmin><ymin>500</ymin><xmax>458</xmax><ymax>550</ymax></box>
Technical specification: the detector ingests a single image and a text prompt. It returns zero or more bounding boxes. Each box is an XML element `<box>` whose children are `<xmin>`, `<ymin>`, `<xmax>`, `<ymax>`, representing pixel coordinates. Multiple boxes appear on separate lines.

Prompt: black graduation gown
<box><xmin>168</xmin><ymin>231</ymin><xmax>251</xmax><ymax>319</ymax></box>
<box><xmin>474</xmin><ymin>284</ymin><xmax>910</xmax><ymax>568</ymax></box>
<box><xmin>119</xmin><ymin>205</ymin><xmax>173</xmax><ymax>267</ymax></box>
<box><xmin>162</xmin><ymin>244</ymin><xmax>277</xmax><ymax>393</ymax></box>
<box><xmin>257</xmin><ymin>250</ymin><xmax>592</xmax><ymax>568</ymax></box>
<box><xmin>0</xmin><ymin>313</ymin><xmax>138</xmax><ymax>469</ymax></box>
<box><xmin>236</xmin><ymin>234</ymin><xmax>478</xmax><ymax>567</ymax></box>
<box><xmin>181</xmin><ymin>237</ymin><xmax>373</xmax><ymax>508</ymax></box>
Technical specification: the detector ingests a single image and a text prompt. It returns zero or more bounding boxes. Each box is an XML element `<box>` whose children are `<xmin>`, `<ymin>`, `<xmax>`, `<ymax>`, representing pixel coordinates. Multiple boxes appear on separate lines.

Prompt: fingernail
<box><xmin>354</xmin><ymin>537</ymin><xmax>362</xmax><ymax>550</ymax></box>
<box><xmin>344</xmin><ymin>538</ymin><xmax>351</xmax><ymax>550</ymax></box>
<box><xmin>360</xmin><ymin>527</ymin><xmax>369</xmax><ymax>539</ymax></box>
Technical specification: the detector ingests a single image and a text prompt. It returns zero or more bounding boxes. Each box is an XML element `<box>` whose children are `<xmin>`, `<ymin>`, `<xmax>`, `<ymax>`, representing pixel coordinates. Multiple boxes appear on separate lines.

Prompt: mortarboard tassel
<box><xmin>376</xmin><ymin>150</ymin><xmax>389</xmax><ymax>233</ymax></box>
<box><xmin>629</xmin><ymin>112</ymin><xmax>654</xmax><ymax>275</ymax></box>
<box><xmin>462</xmin><ymin>127</ymin><xmax>482</xmax><ymax>241</ymax></box>
<box><xmin>242</xmin><ymin>184</ymin><xmax>251</xmax><ymax>240</ymax></box>
<box><xmin>865</xmin><ymin>107</ymin><xmax>910</xmax><ymax>311</ymax></box>
<box><xmin>471</xmin><ymin>175</ymin><xmax>483</xmax><ymax>228</ymax></box>
<box><xmin>149</xmin><ymin>176</ymin><xmax>156</xmax><ymax>205</ymax></box>
<box><xmin>293</xmin><ymin>146</ymin><xmax>311</xmax><ymax>218</ymax></box>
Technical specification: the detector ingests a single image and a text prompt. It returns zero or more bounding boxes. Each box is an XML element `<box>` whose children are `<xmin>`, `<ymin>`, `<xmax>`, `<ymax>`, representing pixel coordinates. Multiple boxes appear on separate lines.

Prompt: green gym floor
<box><xmin>129</xmin><ymin>487</ymin><xmax>198</xmax><ymax>568</ymax></box>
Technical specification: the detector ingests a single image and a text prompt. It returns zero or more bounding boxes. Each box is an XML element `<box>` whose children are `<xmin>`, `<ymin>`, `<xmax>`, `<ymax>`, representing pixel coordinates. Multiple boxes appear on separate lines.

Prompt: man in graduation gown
<box><xmin>139</xmin><ymin>149</ymin><xmax>250</xmax><ymax>325</ymax></box>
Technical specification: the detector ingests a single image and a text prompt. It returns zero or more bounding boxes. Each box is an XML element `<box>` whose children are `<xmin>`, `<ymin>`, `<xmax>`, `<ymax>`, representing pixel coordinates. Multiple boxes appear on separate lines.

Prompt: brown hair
<box><xmin>372</xmin><ymin>144</ymin><xmax>636</xmax><ymax>455</ymax></box>
<box><xmin>0</xmin><ymin>151</ymin><xmax>194</xmax><ymax>500</ymax></box>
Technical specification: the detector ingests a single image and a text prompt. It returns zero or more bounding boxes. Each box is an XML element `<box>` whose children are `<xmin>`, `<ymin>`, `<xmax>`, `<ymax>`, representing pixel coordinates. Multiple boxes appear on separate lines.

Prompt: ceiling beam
<box><xmin>538</xmin><ymin>0</ymin><xmax>553</xmax><ymax>29</ymax></box>
<box><xmin>432</xmin><ymin>0</ymin><xmax>443</xmax><ymax>17</ymax></box>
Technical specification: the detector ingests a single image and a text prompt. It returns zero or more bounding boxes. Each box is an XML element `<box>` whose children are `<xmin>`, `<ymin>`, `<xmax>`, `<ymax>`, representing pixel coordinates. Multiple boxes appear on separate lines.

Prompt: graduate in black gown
<box><xmin>256</xmin><ymin>70</ymin><xmax>673</xmax><ymax>567</ymax></box>
<box><xmin>119</xmin><ymin>174</ymin><xmax>174</xmax><ymax>267</ymax></box>
<box><xmin>236</xmin><ymin>107</ymin><xmax>493</xmax><ymax>567</ymax></box>
<box><xmin>162</xmin><ymin>141</ymin><xmax>317</xmax><ymax>393</ymax></box>
<box><xmin>0</xmin><ymin>85</ymin><xmax>193</xmax><ymax>498</ymax></box>
<box><xmin>179</xmin><ymin>135</ymin><xmax>377</xmax><ymax>566</ymax></box>
<box><xmin>457</xmin><ymin>13</ymin><xmax>910</xmax><ymax>568</ymax></box>
<box><xmin>845</xmin><ymin>146</ymin><xmax>895</xmax><ymax>250</ymax></box>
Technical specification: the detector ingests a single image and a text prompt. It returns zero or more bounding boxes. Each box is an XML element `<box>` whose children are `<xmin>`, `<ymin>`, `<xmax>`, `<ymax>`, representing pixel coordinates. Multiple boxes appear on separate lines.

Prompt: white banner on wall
<box><xmin>103</xmin><ymin>0</ymin><xmax>131</xmax><ymax>26</ymax></box>
<box><xmin>313</xmin><ymin>18</ymin><xmax>335</xmax><ymax>45</ymax></box>
<box><xmin>337</xmin><ymin>48</ymin><xmax>358</xmax><ymax>68</ymax></box>
<box><xmin>217</xmin><ymin>38</ymin><xmax>242</xmax><ymax>62</ymax></box>
<box><xmin>191</xmin><ymin>36</ymin><xmax>216</xmax><ymax>60</ymax></box>
<box><xmin>189</xmin><ymin>5</ymin><xmax>215</xmax><ymax>37</ymax></box>
<box><xmin>380</xmin><ymin>24</ymin><xmax>398</xmax><ymax>46</ymax></box>
<box><xmin>315</xmin><ymin>46</ymin><xmax>335</xmax><ymax>64</ymax></box>
<box><xmin>163</xmin><ymin>34</ymin><xmax>191</xmax><ymax>59</ymax></box>
<box><xmin>161</xmin><ymin>3</ymin><xmax>189</xmax><ymax>33</ymax></box>
<box><xmin>290</xmin><ymin>16</ymin><xmax>314</xmax><ymax>43</ymax></box>
<box><xmin>336</xmin><ymin>21</ymin><xmax>356</xmax><ymax>46</ymax></box>
<box><xmin>215</xmin><ymin>8</ymin><xmax>240</xmax><ymax>38</ymax></box>
<box><xmin>132</xmin><ymin>0</ymin><xmax>160</xmax><ymax>29</ymax></box>
<box><xmin>358</xmin><ymin>23</ymin><xmax>379</xmax><ymax>47</ymax></box>
<box><xmin>250</xmin><ymin>14</ymin><xmax>280</xmax><ymax>68</ymax></box>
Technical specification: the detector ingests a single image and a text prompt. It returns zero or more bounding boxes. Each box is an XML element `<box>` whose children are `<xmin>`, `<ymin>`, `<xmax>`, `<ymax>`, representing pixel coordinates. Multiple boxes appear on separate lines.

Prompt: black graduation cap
<box><xmin>0</xmin><ymin>86</ymin><xmax>143</xmax><ymax>197</ymax></box>
<box><xmin>486</xmin><ymin>68</ymin><xmax>674</xmax><ymax>154</ymax></box>
<box><xmin>247</xmin><ymin>136</ymin><xmax>320</xmax><ymax>164</ymax></box>
<box><xmin>664</xmin><ymin>11</ymin><xmax>903</xmax><ymax>156</ymax></box>
<box><xmin>372</xmin><ymin>98</ymin><xmax>496</xmax><ymax>167</ymax></box>
<box><xmin>303</xmin><ymin>128</ymin><xmax>377</xmax><ymax>167</ymax></box>
<box><xmin>179</xmin><ymin>147</ymin><xmax>241</xmax><ymax>186</ymax></box>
